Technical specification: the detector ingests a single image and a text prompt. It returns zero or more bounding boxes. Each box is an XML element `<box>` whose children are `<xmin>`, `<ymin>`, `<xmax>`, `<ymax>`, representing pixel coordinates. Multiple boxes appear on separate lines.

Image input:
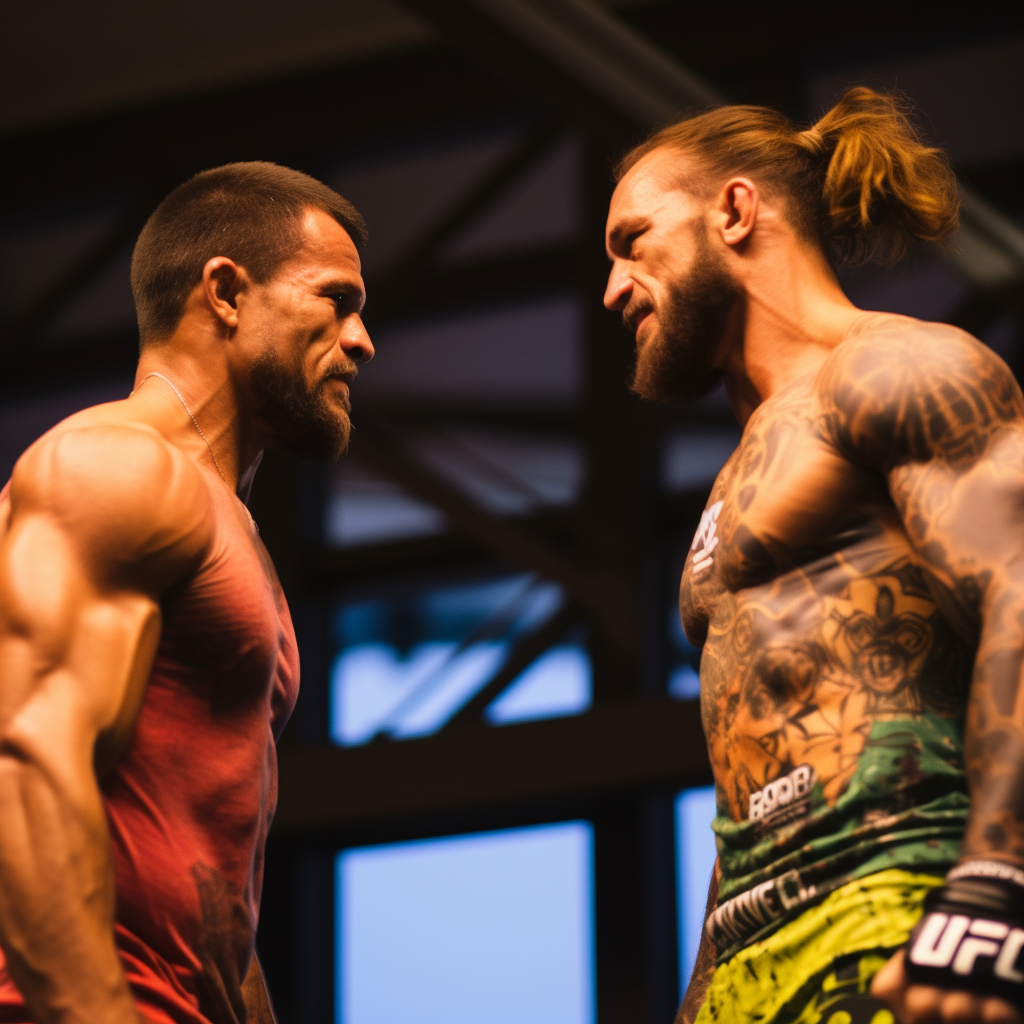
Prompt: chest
<box><xmin>156</xmin><ymin>521</ymin><xmax>300</xmax><ymax>731</ymax></box>
<box><xmin>679</xmin><ymin>400</ymin><xmax>888</xmax><ymax>643</ymax></box>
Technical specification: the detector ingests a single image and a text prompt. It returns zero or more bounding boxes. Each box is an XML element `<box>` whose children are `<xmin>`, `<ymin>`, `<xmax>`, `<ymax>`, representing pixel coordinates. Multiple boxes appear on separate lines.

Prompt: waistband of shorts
<box><xmin>707</xmin><ymin>867</ymin><xmax>828</xmax><ymax>951</ymax></box>
<box><xmin>695</xmin><ymin>869</ymin><xmax>944</xmax><ymax>1024</ymax></box>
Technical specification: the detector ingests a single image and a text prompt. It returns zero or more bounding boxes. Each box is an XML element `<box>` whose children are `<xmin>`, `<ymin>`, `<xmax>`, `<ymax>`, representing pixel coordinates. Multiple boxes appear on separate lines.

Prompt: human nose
<box><xmin>341</xmin><ymin>316</ymin><xmax>374</xmax><ymax>364</ymax></box>
<box><xmin>604</xmin><ymin>260</ymin><xmax>632</xmax><ymax>311</ymax></box>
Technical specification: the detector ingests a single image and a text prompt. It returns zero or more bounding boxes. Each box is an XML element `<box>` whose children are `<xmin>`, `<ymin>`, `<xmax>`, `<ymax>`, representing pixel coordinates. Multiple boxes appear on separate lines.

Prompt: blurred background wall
<box><xmin>3</xmin><ymin>2</ymin><xmax>1023</xmax><ymax>1021</ymax></box>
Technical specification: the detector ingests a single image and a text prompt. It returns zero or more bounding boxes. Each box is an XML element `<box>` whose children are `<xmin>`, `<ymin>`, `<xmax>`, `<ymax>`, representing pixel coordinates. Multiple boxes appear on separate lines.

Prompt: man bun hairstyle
<box><xmin>131</xmin><ymin>161</ymin><xmax>368</xmax><ymax>343</ymax></box>
<box><xmin>616</xmin><ymin>86</ymin><xmax>959</xmax><ymax>266</ymax></box>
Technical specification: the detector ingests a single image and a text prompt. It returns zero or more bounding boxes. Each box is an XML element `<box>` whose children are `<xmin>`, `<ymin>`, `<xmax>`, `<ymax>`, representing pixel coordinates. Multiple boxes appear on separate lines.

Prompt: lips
<box><xmin>634</xmin><ymin>310</ymin><xmax>654</xmax><ymax>335</ymax></box>
<box><xmin>623</xmin><ymin>300</ymin><xmax>655</xmax><ymax>339</ymax></box>
<box><xmin>324</xmin><ymin>375</ymin><xmax>352</xmax><ymax>411</ymax></box>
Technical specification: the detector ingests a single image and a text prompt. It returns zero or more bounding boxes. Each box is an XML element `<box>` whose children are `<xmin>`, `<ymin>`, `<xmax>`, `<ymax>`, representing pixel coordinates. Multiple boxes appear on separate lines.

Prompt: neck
<box><xmin>717</xmin><ymin>246</ymin><xmax>863</xmax><ymax>427</ymax></box>
<box><xmin>133</xmin><ymin>347</ymin><xmax>262</xmax><ymax>493</ymax></box>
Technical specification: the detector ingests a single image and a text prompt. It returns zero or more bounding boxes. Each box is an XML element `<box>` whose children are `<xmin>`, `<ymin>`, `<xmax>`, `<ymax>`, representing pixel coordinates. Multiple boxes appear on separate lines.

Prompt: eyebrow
<box><xmin>606</xmin><ymin>217</ymin><xmax>645</xmax><ymax>256</ymax></box>
<box><xmin>322</xmin><ymin>280</ymin><xmax>366</xmax><ymax>311</ymax></box>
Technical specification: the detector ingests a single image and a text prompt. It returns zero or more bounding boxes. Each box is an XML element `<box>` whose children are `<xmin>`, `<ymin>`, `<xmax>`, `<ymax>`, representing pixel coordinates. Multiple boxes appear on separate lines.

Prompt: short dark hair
<box><xmin>131</xmin><ymin>161</ymin><xmax>368</xmax><ymax>342</ymax></box>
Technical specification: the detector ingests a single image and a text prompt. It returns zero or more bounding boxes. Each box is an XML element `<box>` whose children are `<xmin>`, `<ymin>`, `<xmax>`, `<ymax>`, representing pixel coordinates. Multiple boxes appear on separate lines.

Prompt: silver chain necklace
<box><xmin>133</xmin><ymin>372</ymin><xmax>258</xmax><ymax>536</ymax></box>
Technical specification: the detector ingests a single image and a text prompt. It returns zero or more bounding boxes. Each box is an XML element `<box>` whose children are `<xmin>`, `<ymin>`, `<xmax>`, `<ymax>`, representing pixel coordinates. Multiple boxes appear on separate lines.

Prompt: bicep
<box><xmin>0</xmin><ymin>510</ymin><xmax>162</xmax><ymax>777</ymax></box>
<box><xmin>819</xmin><ymin>325</ymin><xmax>1024</xmax><ymax>622</ymax></box>
<box><xmin>819</xmin><ymin>323</ymin><xmax>1024</xmax><ymax>474</ymax></box>
<box><xmin>888</xmin><ymin>427</ymin><xmax>1024</xmax><ymax>626</ymax></box>
<box><xmin>0</xmin><ymin>425</ymin><xmax>213</xmax><ymax>767</ymax></box>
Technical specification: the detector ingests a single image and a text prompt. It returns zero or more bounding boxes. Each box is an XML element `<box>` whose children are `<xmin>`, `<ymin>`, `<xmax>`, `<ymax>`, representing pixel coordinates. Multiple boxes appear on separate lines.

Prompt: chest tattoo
<box><xmin>690</xmin><ymin>501</ymin><xmax>724</xmax><ymax>575</ymax></box>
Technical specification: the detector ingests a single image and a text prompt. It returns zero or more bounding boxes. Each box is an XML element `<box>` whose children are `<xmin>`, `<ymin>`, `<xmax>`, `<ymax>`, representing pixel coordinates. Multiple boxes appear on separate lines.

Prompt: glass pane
<box><xmin>337</xmin><ymin>822</ymin><xmax>596</xmax><ymax>1024</ymax></box>
<box><xmin>675</xmin><ymin>786</ymin><xmax>718</xmax><ymax>993</ymax></box>
<box><xmin>331</xmin><ymin>576</ymin><xmax>589</xmax><ymax>743</ymax></box>
<box><xmin>485</xmin><ymin>644</ymin><xmax>591</xmax><ymax>725</ymax></box>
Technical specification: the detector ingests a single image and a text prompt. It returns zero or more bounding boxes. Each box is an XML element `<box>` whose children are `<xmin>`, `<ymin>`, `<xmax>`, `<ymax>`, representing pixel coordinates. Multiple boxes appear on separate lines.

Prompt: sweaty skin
<box><xmin>0</xmin><ymin>206</ymin><xmax>372</xmax><ymax>1024</ymax></box>
<box><xmin>605</xmin><ymin>139</ymin><xmax>1022</xmax><ymax>1024</ymax></box>
<box><xmin>0</xmin><ymin>415</ymin><xmax>214</xmax><ymax>1024</ymax></box>
<box><xmin>678</xmin><ymin>313</ymin><xmax>1024</xmax><ymax>1022</ymax></box>
<box><xmin>0</xmin><ymin>407</ymin><xmax>287</xmax><ymax>1024</ymax></box>
<box><xmin>681</xmin><ymin>314</ymin><xmax>980</xmax><ymax>821</ymax></box>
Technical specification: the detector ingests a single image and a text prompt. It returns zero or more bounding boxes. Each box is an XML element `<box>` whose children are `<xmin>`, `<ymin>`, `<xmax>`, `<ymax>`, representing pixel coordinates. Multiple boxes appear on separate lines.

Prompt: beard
<box><xmin>627</xmin><ymin>231</ymin><xmax>740</xmax><ymax>403</ymax></box>
<box><xmin>249</xmin><ymin>349</ymin><xmax>355</xmax><ymax>461</ymax></box>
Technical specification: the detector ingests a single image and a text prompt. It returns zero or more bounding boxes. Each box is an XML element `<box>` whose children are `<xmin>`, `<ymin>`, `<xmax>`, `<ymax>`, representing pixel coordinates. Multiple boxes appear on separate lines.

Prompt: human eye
<box><xmin>626</xmin><ymin>229</ymin><xmax>645</xmax><ymax>256</ymax></box>
<box><xmin>329</xmin><ymin>289</ymin><xmax>361</xmax><ymax>316</ymax></box>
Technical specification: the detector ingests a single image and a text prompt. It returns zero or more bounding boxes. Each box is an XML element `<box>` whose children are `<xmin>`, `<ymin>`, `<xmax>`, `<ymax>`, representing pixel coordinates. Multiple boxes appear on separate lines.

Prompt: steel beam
<box><xmin>0</xmin><ymin>241</ymin><xmax>579</xmax><ymax>396</ymax></box>
<box><xmin>369</xmin><ymin>118</ymin><xmax>565</xmax><ymax>312</ymax></box>
<box><xmin>349</xmin><ymin>419</ymin><xmax>634</xmax><ymax>644</ymax></box>
<box><xmin>443</xmin><ymin>602</ymin><xmax>580</xmax><ymax>728</ymax></box>
<box><xmin>273</xmin><ymin>696</ymin><xmax>709</xmax><ymax>832</ymax></box>
<box><xmin>400</xmin><ymin>0</ymin><xmax>1024</xmax><ymax>294</ymax></box>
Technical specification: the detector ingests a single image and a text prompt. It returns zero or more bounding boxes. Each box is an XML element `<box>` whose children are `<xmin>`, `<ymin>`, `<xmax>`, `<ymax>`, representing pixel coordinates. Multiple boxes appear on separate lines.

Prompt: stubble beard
<box><xmin>628</xmin><ymin>232</ymin><xmax>740</xmax><ymax>403</ymax></box>
<box><xmin>249</xmin><ymin>349</ymin><xmax>354</xmax><ymax>461</ymax></box>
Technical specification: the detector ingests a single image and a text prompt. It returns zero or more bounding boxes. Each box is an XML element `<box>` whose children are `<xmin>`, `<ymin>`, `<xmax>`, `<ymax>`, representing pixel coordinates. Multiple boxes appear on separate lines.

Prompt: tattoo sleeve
<box><xmin>819</xmin><ymin>322</ymin><xmax>1024</xmax><ymax>861</ymax></box>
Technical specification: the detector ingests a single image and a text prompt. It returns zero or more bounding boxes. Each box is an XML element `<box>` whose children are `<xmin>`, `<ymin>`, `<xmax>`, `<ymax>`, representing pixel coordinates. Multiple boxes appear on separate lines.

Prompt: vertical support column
<box><xmin>295</xmin><ymin>847</ymin><xmax>338</xmax><ymax>1024</ymax></box>
<box><xmin>581</xmin><ymin>139</ymin><xmax>678</xmax><ymax>1024</ymax></box>
<box><xmin>578</xmin><ymin>139</ymin><xmax>664</xmax><ymax>703</ymax></box>
<box><xmin>593</xmin><ymin>794</ymin><xmax>683</xmax><ymax>1024</ymax></box>
<box><xmin>252</xmin><ymin>450</ymin><xmax>335</xmax><ymax>745</ymax></box>
<box><xmin>593</xmin><ymin>801</ymin><xmax>645</xmax><ymax>1024</ymax></box>
<box><xmin>642</xmin><ymin>792</ymin><xmax>681</xmax><ymax>1023</ymax></box>
<box><xmin>249</xmin><ymin>450</ymin><xmax>336</xmax><ymax>1022</ymax></box>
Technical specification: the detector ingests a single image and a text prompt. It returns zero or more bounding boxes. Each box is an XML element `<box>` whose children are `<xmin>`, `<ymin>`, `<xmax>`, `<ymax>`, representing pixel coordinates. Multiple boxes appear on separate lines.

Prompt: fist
<box><xmin>872</xmin><ymin>948</ymin><xmax>1024</xmax><ymax>1023</ymax></box>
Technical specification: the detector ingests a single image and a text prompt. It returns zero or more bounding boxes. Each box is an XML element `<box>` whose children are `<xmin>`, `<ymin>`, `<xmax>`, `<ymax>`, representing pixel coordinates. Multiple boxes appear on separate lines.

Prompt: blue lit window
<box><xmin>336</xmin><ymin>822</ymin><xmax>596</xmax><ymax>1024</ymax></box>
<box><xmin>675</xmin><ymin>786</ymin><xmax>718</xmax><ymax>992</ymax></box>
<box><xmin>485</xmin><ymin>645</ymin><xmax>590</xmax><ymax>725</ymax></box>
<box><xmin>330</xmin><ymin>576</ymin><xmax>591</xmax><ymax>744</ymax></box>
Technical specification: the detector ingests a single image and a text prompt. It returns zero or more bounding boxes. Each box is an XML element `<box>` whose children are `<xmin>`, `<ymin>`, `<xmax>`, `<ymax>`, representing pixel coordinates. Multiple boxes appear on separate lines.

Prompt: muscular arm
<box><xmin>0</xmin><ymin>427</ymin><xmax>212</xmax><ymax>1024</ymax></box>
<box><xmin>821</xmin><ymin>322</ymin><xmax>1024</xmax><ymax>1020</ymax></box>
<box><xmin>822</xmin><ymin>322</ymin><xmax>1024</xmax><ymax>859</ymax></box>
<box><xmin>675</xmin><ymin>858</ymin><xmax>720</xmax><ymax>1024</ymax></box>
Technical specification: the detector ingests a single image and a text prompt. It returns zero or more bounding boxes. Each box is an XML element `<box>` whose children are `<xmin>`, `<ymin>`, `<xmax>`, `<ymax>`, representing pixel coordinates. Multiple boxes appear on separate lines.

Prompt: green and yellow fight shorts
<box><xmin>695</xmin><ymin>869</ymin><xmax>944</xmax><ymax>1024</ymax></box>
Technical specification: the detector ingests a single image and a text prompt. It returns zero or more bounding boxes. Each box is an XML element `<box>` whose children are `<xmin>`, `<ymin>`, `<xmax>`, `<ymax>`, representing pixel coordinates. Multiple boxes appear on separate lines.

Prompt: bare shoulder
<box><xmin>816</xmin><ymin>313</ymin><xmax>1024</xmax><ymax>469</ymax></box>
<box><xmin>8</xmin><ymin>422</ymin><xmax>215</xmax><ymax>586</ymax></box>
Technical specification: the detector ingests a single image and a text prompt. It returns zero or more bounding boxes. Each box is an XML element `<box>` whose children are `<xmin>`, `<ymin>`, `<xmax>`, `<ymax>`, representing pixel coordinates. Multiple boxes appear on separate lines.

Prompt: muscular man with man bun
<box><xmin>605</xmin><ymin>88</ymin><xmax>1024</xmax><ymax>1023</ymax></box>
<box><xmin>0</xmin><ymin>162</ymin><xmax>372</xmax><ymax>1023</ymax></box>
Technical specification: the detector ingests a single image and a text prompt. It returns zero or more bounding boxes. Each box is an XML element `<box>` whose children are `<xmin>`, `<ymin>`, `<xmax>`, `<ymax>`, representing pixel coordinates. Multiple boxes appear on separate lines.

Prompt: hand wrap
<box><xmin>906</xmin><ymin>862</ymin><xmax>1024</xmax><ymax>1006</ymax></box>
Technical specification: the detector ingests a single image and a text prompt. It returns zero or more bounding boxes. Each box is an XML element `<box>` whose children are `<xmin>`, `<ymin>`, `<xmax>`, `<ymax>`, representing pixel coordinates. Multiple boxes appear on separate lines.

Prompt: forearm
<box><xmin>675</xmin><ymin>859</ymin><xmax>720</xmax><ymax>1024</ymax></box>
<box><xmin>241</xmin><ymin>955</ymin><xmax>278</xmax><ymax>1024</ymax></box>
<box><xmin>0</xmin><ymin>755</ymin><xmax>139</xmax><ymax>1024</ymax></box>
<box><xmin>961</xmin><ymin>588</ymin><xmax>1024</xmax><ymax>865</ymax></box>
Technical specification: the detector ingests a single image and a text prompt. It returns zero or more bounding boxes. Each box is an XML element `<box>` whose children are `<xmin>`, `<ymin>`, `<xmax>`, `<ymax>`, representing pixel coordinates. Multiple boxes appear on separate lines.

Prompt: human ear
<box><xmin>201</xmin><ymin>257</ymin><xmax>247</xmax><ymax>330</ymax></box>
<box><xmin>714</xmin><ymin>177</ymin><xmax>759</xmax><ymax>247</ymax></box>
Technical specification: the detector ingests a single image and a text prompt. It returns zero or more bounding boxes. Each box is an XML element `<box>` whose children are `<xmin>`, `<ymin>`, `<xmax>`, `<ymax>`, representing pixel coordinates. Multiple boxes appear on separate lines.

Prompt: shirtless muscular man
<box><xmin>0</xmin><ymin>162</ymin><xmax>372</xmax><ymax>1023</ymax></box>
<box><xmin>605</xmin><ymin>88</ymin><xmax>1024</xmax><ymax>1023</ymax></box>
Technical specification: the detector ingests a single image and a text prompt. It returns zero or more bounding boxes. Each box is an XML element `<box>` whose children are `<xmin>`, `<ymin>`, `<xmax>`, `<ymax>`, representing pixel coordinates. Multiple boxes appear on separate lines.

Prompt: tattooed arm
<box><xmin>675</xmin><ymin>859</ymin><xmax>720</xmax><ymax>1024</ymax></box>
<box><xmin>820</xmin><ymin>319</ymin><xmax>1024</xmax><ymax>1022</ymax></box>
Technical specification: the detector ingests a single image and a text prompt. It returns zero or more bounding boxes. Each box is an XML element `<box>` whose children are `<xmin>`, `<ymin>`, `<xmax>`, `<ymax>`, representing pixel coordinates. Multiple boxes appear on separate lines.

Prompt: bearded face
<box><xmin>249</xmin><ymin>348</ymin><xmax>355</xmax><ymax>461</ymax></box>
<box><xmin>627</xmin><ymin>226</ymin><xmax>740</xmax><ymax>403</ymax></box>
